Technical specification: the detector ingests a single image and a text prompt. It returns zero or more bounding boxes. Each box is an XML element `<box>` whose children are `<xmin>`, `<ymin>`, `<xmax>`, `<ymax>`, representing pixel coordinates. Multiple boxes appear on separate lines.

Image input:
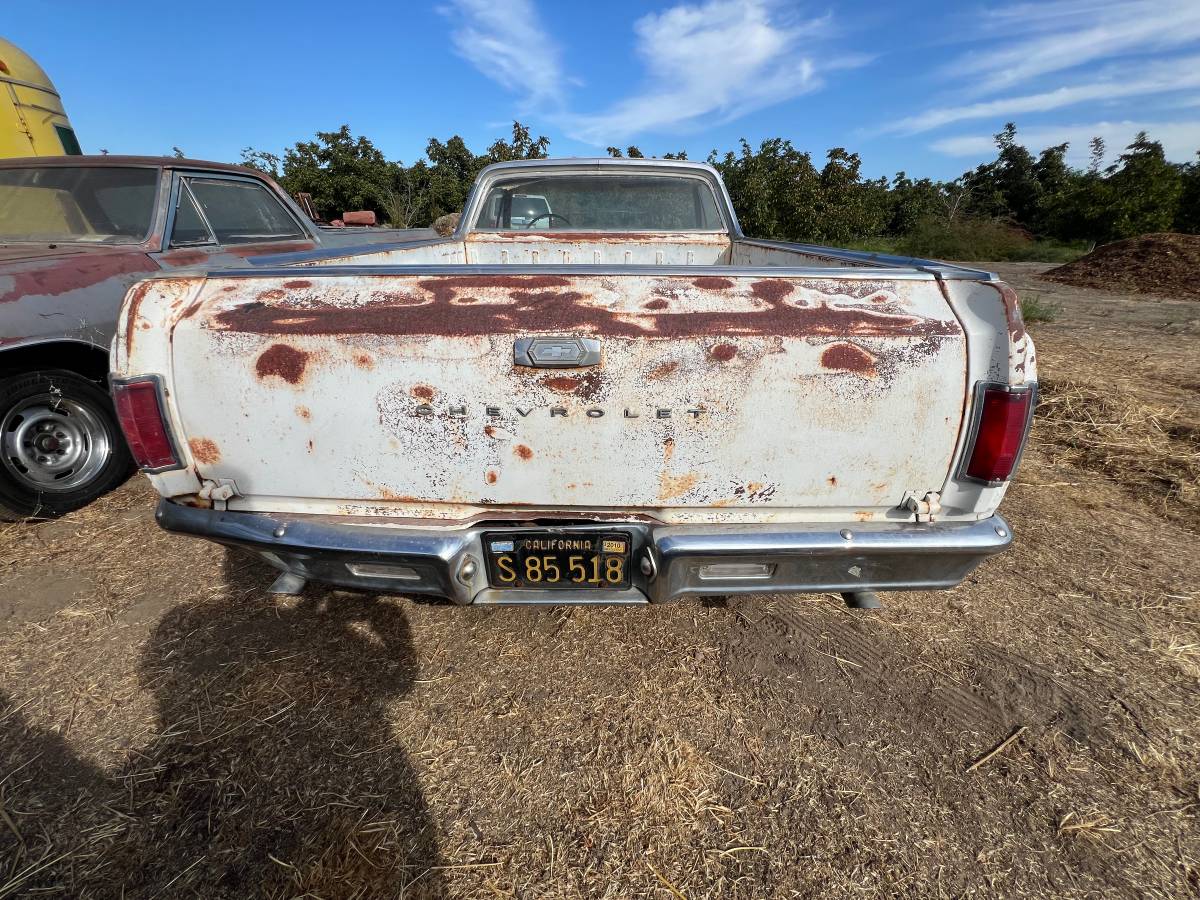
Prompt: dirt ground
<box><xmin>1</xmin><ymin>263</ymin><xmax>1198</xmax><ymax>899</ymax></box>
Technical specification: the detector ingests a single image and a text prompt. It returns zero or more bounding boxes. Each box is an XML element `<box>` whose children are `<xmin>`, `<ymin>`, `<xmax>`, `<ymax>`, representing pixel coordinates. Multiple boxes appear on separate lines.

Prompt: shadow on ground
<box><xmin>1</xmin><ymin>548</ymin><xmax>444</xmax><ymax>897</ymax></box>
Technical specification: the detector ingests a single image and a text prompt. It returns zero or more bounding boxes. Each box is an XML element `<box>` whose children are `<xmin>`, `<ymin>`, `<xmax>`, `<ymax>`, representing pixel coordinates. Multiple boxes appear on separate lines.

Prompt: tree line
<box><xmin>240</xmin><ymin>121</ymin><xmax>1200</xmax><ymax>247</ymax></box>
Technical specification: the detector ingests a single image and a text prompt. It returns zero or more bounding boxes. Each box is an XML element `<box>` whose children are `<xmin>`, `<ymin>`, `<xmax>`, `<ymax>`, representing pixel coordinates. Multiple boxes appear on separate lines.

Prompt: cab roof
<box><xmin>0</xmin><ymin>154</ymin><xmax>262</xmax><ymax>176</ymax></box>
<box><xmin>477</xmin><ymin>157</ymin><xmax>719</xmax><ymax>177</ymax></box>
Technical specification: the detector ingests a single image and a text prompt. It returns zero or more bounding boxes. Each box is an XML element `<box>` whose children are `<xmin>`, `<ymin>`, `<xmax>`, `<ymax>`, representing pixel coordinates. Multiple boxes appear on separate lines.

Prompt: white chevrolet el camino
<box><xmin>111</xmin><ymin>159</ymin><xmax>1036</xmax><ymax>608</ymax></box>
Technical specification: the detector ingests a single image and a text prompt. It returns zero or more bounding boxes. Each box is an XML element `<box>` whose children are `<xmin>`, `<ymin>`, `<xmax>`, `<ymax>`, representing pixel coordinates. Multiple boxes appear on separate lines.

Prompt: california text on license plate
<box><xmin>483</xmin><ymin>532</ymin><xmax>632</xmax><ymax>590</ymax></box>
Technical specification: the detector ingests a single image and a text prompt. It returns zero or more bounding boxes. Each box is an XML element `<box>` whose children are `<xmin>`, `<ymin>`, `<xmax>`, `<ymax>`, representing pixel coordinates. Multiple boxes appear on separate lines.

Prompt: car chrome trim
<box><xmin>735</xmin><ymin>238</ymin><xmax>998</xmax><ymax>281</ymax></box>
<box><xmin>155</xmin><ymin>500</ymin><xmax>1012</xmax><ymax>605</ymax></box>
<box><xmin>245</xmin><ymin>236</ymin><xmax>450</xmax><ymax>267</ymax></box>
<box><xmin>192</xmin><ymin>263</ymin><xmax>944</xmax><ymax>281</ymax></box>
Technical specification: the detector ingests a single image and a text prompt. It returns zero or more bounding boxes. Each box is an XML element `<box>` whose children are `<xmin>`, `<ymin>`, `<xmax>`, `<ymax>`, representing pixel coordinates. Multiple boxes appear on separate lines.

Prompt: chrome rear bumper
<box><xmin>156</xmin><ymin>500</ymin><xmax>1011</xmax><ymax>604</ymax></box>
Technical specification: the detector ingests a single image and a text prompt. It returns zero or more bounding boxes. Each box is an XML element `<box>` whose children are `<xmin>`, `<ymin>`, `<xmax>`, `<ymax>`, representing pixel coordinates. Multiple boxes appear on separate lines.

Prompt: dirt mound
<box><xmin>1043</xmin><ymin>232</ymin><xmax>1200</xmax><ymax>299</ymax></box>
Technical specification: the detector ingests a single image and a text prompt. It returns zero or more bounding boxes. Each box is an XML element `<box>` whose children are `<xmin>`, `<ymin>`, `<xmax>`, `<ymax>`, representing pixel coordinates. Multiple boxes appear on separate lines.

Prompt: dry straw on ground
<box><xmin>1034</xmin><ymin>377</ymin><xmax>1200</xmax><ymax>529</ymax></box>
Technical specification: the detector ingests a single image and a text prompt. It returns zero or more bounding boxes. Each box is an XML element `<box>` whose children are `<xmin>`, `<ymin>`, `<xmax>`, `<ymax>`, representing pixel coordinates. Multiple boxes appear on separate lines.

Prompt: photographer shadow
<box><xmin>1</xmin><ymin>547</ymin><xmax>445</xmax><ymax>897</ymax></box>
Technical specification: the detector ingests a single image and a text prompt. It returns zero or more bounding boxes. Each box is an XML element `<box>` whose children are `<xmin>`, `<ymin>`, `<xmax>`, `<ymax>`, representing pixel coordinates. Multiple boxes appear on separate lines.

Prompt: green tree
<box><xmin>484</xmin><ymin>121</ymin><xmax>551</xmax><ymax>163</ymax></box>
<box><xmin>239</xmin><ymin>147</ymin><xmax>282</xmax><ymax>179</ymax></box>
<box><xmin>817</xmin><ymin>148</ymin><xmax>886</xmax><ymax>243</ymax></box>
<box><xmin>886</xmin><ymin>172</ymin><xmax>948</xmax><ymax>234</ymax></box>
<box><xmin>960</xmin><ymin>123</ymin><xmax>1044</xmax><ymax>225</ymax></box>
<box><xmin>1031</xmin><ymin>142</ymin><xmax>1072</xmax><ymax>233</ymax></box>
<box><xmin>711</xmin><ymin>138</ymin><xmax>821</xmax><ymax>240</ymax></box>
<box><xmin>271</xmin><ymin>125</ymin><xmax>395</xmax><ymax>221</ymax></box>
<box><xmin>1087</xmin><ymin>137</ymin><xmax>1106</xmax><ymax>175</ymax></box>
<box><xmin>423</xmin><ymin>134</ymin><xmax>480</xmax><ymax>221</ymax></box>
<box><xmin>1174</xmin><ymin>152</ymin><xmax>1200</xmax><ymax>234</ymax></box>
<box><xmin>380</xmin><ymin>159</ymin><xmax>430</xmax><ymax>228</ymax></box>
<box><xmin>232</xmin><ymin>120</ymin><xmax>1194</xmax><ymax>241</ymax></box>
<box><xmin>417</xmin><ymin>122</ymin><xmax>552</xmax><ymax>222</ymax></box>
<box><xmin>1103</xmin><ymin>132</ymin><xmax>1183</xmax><ymax>239</ymax></box>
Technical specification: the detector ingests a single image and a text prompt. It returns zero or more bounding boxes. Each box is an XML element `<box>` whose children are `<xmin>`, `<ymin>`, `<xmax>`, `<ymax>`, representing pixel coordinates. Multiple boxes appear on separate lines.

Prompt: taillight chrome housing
<box><xmin>111</xmin><ymin>376</ymin><xmax>182</xmax><ymax>472</ymax></box>
<box><xmin>959</xmin><ymin>382</ymin><xmax>1037</xmax><ymax>485</ymax></box>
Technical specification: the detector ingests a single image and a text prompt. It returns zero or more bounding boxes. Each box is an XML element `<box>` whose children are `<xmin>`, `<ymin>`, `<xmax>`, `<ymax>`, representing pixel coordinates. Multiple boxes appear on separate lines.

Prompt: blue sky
<box><xmin>7</xmin><ymin>0</ymin><xmax>1200</xmax><ymax>180</ymax></box>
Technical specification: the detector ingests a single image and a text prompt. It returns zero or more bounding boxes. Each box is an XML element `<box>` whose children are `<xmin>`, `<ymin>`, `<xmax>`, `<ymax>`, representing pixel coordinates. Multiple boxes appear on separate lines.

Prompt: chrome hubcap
<box><xmin>1</xmin><ymin>396</ymin><xmax>111</xmax><ymax>492</ymax></box>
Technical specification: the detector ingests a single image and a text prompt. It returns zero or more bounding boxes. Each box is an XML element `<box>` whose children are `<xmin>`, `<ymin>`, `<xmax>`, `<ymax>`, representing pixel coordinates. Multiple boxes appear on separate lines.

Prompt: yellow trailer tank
<box><xmin>0</xmin><ymin>37</ymin><xmax>80</xmax><ymax>157</ymax></box>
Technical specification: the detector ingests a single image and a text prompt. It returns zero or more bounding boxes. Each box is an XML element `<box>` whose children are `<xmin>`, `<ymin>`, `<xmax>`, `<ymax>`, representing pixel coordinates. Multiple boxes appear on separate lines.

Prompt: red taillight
<box><xmin>112</xmin><ymin>380</ymin><xmax>179</xmax><ymax>470</ymax></box>
<box><xmin>965</xmin><ymin>385</ymin><xmax>1035</xmax><ymax>483</ymax></box>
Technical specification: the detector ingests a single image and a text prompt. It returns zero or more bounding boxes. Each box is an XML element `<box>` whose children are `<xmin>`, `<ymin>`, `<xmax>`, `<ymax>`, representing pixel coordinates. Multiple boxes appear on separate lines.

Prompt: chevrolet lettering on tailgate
<box><xmin>413</xmin><ymin>404</ymin><xmax>709</xmax><ymax>419</ymax></box>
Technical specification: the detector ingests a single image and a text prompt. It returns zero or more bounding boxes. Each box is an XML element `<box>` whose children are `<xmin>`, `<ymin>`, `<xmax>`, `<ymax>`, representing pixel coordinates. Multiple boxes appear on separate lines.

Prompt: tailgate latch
<box><xmin>901</xmin><ymin>490</ymin><xmax>942</xmax><ymax>523</ymax></box>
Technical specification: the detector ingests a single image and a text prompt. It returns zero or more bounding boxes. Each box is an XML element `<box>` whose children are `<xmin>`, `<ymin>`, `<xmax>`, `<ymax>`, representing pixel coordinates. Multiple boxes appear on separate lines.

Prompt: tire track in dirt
<box><xmin>722</xmin><ymin>595</ymin><xmax>1106</xmax><ymax>745</ymax></box>
<box><xmin>967</xmin><ymin>644</ymin><xmax>1098</xmax><ymax>742</ymax></box>
<box><xmin>718</xmin><ymin>591</ymin><xmax>1166</xmax><ymax>898</ymax></box>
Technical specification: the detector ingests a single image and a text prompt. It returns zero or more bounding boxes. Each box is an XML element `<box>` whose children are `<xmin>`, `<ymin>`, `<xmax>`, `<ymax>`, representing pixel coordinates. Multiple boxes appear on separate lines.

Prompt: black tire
<box><xmin>0</xmin><ymin>370</ymin><xmax>134</xmax><ymax>520</ymax></box>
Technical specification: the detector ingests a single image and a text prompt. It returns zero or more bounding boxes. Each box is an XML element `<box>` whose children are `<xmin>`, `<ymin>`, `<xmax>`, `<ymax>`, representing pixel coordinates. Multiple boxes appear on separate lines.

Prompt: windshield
<box><xmin>0</xmin><ymin>166</ymin><xmax>159</xmax><ymax>243</ymax></box>
<box><xmin>474</xmin><ymin>174</ymin><xmax>725</xmax><ymax>231</ymax></box>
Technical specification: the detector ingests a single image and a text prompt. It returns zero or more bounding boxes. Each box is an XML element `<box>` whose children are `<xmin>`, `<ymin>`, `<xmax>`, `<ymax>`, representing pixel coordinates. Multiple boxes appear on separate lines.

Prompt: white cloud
<box><xmin>560</xmin><ymin>0</ymin><xmax>866</xmax><ymax>144</ymax></box>
<box><xmin>884</xmin><ymin>58</ymin><xmax>1200</xmax><ymax>135</ymax></box>
<box><xmin>954</xmin><ymin>0</ymin><xmax>1200</xmax><ymax>96</ymax></box>
<box><xmin>441</xmin><ymin>0</ymin><xmax>865</xmax><ymax>144</ymax></box>
<box><xmin>442</xmin><ymin>0</ymin><xmax>566</xmax><ymax>108</ymax></box>
<box><xmin>930</xmin><ymin>120</ymin><xmax>1200</xmax><ymax>166</ymax></box>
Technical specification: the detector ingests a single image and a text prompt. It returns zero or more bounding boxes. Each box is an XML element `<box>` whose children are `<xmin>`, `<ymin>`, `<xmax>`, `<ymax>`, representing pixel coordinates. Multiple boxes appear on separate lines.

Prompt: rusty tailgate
<box><xmin>165</xmin><ymin>268</ymin><xmax>966</xmax><ymax>523</ymax></box>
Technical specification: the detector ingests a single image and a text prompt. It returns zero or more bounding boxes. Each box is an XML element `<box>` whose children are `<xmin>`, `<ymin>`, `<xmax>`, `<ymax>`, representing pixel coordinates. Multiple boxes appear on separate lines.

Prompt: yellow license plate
<box><xmin>484</xmin><ymin>531</ymin><xmax>632</xmax><ymax>590</ymax></box>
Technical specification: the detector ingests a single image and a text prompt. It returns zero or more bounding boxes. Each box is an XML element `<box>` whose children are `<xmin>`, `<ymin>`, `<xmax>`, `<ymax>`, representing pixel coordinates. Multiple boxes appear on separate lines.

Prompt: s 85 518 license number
<box><xmin>483</xmin><ymin>532</ymin><xmax>632</xmax><ymax>590</ymax></box>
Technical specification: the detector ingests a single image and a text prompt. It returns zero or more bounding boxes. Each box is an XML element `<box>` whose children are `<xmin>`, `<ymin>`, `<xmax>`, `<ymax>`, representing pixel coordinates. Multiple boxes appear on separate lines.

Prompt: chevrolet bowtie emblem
<box><xmin>513</xmin><ymin>336</ymin><xmax>602</xmax><ymax>368</ymax></box>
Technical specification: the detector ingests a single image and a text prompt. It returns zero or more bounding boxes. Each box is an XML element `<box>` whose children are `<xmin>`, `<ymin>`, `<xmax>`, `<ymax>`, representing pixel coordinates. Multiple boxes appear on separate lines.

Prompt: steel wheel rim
<box><xmin>1</xmin><ymin>394</ymin><xmax>112</xmax><ymax>493</ymax></box>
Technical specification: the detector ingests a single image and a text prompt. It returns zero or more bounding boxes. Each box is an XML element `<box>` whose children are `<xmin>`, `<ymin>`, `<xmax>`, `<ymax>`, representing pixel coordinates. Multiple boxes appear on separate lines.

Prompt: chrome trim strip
<box><xmin>190</xmin><ymin>263</ymin><xmax>939</xmax><ymax>281</ymax></box>
<box><xmin>245</xmin><ymin>236</ymin><xmax>453</xmax><ymax>267</ymax></box>
<box><xmin>734</xmin><ymin>238</ymin><xmax>998</xmax><ymax>281</ymax></box>
<box><xmin>653</xmin><ymin>517</ymin><xmax>1009</xmax><ymax>555</ymax></box>
<box><xmin>472</xmin><ymin>588</ymin><xmax>648</xmax><ymax>606</ymax></box>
